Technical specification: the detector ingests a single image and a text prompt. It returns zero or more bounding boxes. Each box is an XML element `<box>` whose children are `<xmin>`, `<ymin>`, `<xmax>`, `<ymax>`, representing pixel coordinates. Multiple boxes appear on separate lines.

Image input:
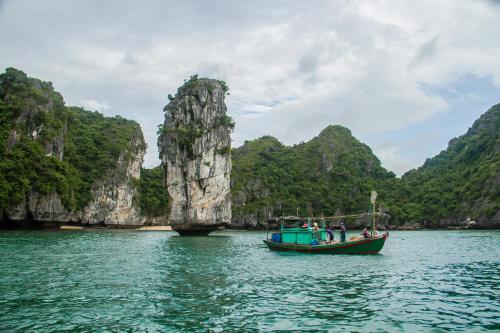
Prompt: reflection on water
<box><xmin>0</xmin><ymin>230</ymin><xmax>498</xmax><ymax>332</ymax></box>
<box><xmin>153</xmin><ymin>236</ymin><xmax>235</xmax><ymax>331</ymax></box>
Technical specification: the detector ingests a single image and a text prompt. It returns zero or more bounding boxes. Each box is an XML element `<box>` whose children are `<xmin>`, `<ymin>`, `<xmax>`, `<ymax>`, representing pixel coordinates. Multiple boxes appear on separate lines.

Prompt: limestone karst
<box><xmin>0</xmin><ymin>68</ymin><xmax>146</xmax><ymax>226</ymax></box>
<box><xmin>158</xmin><ymin>76</ymin><xmax>233</xmax><ymax>235</ymax></box>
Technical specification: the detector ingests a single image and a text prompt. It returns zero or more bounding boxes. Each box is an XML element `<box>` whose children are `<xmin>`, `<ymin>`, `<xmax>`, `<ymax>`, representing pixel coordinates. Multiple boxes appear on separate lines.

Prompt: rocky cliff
<box><xmin>0</xmin><ymin>68</ymin><xmax>146</xmax><ymax>226</ymax></box>
<box><xmin>158</xmin><ymin>75</ymin><xmax>232</xmax><ymax>235</ymax></box>
<box><xmin>78</xmin><ymin>135</ymin><xmax>145</xmax><ymax>226</ymax></box>
<box><xmin>6</xmin><ymin>137</ymin><xmax>145</xmax><ymax>226</ymax></box>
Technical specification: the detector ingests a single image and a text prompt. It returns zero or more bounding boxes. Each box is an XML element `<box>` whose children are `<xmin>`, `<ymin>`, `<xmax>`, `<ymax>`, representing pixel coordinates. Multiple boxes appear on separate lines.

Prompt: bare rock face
<box><xmin>6</xmin><ymin>136</ymin><xmax>146</xmax><ymax>226</ymax></box>
<box><xmin>7</xmin><ymin>192</ymin><xmax>77</xmax><ymax>223</ymax></box>
<box><xmin>158</xmin><ymin>76</ymin><xmax>232</xmax><ymax>235</ymax></box>
<box><xmin>80</xmin><ymin>136</ymin><xmax>146</xmax><ymax>226</ymax></box>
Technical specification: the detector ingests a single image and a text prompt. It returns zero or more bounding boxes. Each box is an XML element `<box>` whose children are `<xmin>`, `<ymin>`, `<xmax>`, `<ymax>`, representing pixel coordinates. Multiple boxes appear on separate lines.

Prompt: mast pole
<box><xmin>371</xmin><ymin>202</ymin><xmax>375</xmax><ymax>238</ymax></box>
<box><xmin>370</xmin><ymin>191</ymin><xmax>377</xmax><ymax>238</ymax></box>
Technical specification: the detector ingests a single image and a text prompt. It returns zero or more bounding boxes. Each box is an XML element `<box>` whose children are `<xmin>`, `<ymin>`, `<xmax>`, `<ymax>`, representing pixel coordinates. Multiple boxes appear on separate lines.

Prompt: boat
<box><xmin>263</xmin><ymin>191</ymin><xmax>389</xmax><ymax>254</ymax></box>
<box><xmin>263</xmin><ymin>232</ymin><xmax>388</xmax><ymax>254</ymax></box>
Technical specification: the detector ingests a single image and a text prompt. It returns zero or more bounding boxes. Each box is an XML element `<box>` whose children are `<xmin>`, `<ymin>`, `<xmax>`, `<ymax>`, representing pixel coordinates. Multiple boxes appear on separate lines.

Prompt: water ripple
<box><xmin>0</xmin><ymin>230</ymin><xmax>498</xmax><ymax>332</ymax></box>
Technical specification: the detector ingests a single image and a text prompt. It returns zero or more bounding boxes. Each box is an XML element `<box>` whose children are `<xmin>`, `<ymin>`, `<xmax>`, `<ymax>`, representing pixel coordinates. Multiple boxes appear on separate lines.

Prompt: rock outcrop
<box><xmin>0</xmin><ymin>68</ymin><xmax>146</xmax><ymax>227</ymax></box>
<box><xmin>79</xmin><ymin>136</ymin><xmax>146</xmax><ymax>226</ymax></box>
<box><xmin>158</xmin><ymin>76</ymin><xmax>232</xmax><ymax>235</ymax></box>
<box><xmin>5</xmin><ymin>128</ymin><xmax>146</xmax><ymax>226</ymax></box>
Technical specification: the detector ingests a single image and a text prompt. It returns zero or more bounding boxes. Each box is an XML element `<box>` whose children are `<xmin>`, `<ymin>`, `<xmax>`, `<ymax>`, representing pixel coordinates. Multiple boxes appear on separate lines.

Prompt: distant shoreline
<box><xmin>1</xmin><ymin>224</ymin><xmax>498</xmax><ymax>231</ymax></box>
<box><xmin>226</xmin><ymin>226</ymin><xmax>500</xmax><ymax>231</ymax></box>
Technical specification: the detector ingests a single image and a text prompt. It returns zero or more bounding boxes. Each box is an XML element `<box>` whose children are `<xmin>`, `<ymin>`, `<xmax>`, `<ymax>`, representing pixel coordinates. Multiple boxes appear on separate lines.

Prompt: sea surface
<box><xmin>0</xmin><ymin>230</ymin><xmax>498</xmax><ymax>332</ymax></box>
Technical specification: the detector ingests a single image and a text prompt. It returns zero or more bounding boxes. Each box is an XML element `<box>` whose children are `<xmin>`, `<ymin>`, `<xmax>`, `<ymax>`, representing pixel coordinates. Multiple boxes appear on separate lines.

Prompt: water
<box><xmin>0</xmin><ymin>230</ymin><xmax>498</xmax><ymax>332</ymax></box>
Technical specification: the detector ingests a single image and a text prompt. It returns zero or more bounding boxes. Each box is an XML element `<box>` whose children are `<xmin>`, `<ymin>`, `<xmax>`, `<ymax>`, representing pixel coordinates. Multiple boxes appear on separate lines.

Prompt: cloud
<box><xmin>0</xmin><ymin>0</ymin><xmax>499</xmax><ymax>173</ymax></box>
<box><xmin>80</xmin><ymin>99</ymin><xmax>111</xmax><ymax>112</ymax></box>
<box><xmin>410</xmin><ymin>36</ymin><xmax>439</xmax><ymax>69</ymax></box>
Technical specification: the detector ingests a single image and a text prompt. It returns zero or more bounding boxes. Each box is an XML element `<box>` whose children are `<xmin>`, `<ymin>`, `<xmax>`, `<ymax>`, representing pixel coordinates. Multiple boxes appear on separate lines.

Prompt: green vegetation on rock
<box><xmin>64</xmin><ymin>107</ymin><xmax>146</xmax><ymax>208</ymax></box>
<box><xmin>164</xmin><ymin>123</ymin><xmax>205</xmax><ymax>148</ymax></box>
<box><xmin>137</xmin><ymin>166</ymin><xmax>169</xmax><ymax>217</ymax></box>
<box><xmin>214</xmin><ymin>114</ymin><xmax>235</xmax><ymax>130</ymax></box>
<box><xmin>0</xmin><ymin>67</ymin><xmax>66</xmax><ymax>149</ymax></box>
<box><xmin>398</xmin><ymin>104</ymin><xmax>500</xmax><ymax>225</ymax></box>
<box><xmin>0</xmin><ymin>68</ymin><xmax>77</xmax><ymax>212</ymax></box>
<box><xmin>230</xmin><ymin>106</ymin><xmax>500</xmax><ymax>227</ymax></box>
<box><xmin>0</xmin><ymin>136</ymin><xmax>80</xmax><ymax>212</ymax></box>
<box><xmin>216</xmin><ymin>145</ymin><xmax>232</xmax><ymax>156</ymax></box>
<box><xmin>231</xmin><ymin>126</ymin><xmax>399</xmax><ymax>223</ymax></box>
<box><xmin>0</xmin><ymin>68</ymin><xmax>145</xmax><ymax>218</ymax></box>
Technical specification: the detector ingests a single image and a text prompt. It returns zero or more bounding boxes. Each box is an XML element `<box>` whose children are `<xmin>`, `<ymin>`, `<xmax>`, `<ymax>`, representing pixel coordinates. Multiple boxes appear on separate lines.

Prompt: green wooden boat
<box><xmin>263</xmin><ymin>232</ymin><xmax>388</xmax><ymax>254</ymax></box>
<box><xmin>264</xmin><ymin>191</ymin><xmax>388</xmax><ymax>254</ymax></box>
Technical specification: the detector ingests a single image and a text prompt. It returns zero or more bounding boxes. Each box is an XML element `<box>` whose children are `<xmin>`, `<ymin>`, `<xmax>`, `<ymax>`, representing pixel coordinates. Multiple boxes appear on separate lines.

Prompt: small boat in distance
<box><xmin>263</xmin><ymin>191</ymin><xmax>389</xmax><ymax>254</ymax></box>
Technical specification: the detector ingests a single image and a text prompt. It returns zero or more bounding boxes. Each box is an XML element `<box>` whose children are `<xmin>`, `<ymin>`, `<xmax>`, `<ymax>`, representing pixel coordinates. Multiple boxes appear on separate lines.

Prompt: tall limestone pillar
<box><xmin>158</xmin><ymin>76</ymin><xmax>232</xmax><ymax>235</ymax></box>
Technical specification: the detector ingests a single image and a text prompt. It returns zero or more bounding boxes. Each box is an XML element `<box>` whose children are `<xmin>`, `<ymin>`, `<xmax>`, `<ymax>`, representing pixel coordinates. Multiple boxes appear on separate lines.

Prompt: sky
<box><xmin>0</xmin><ymin>0</ymin><xmax>499</xmax><ymax>176</ymax></box>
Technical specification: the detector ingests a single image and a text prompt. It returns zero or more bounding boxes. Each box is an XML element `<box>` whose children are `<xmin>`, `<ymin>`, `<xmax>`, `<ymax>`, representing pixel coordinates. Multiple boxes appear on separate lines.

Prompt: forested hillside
<box><xmin>399</xmin><ymin>104</ymin><xmax>500</xmax><ymax>227</ymax></box>
<box><xmin>0</xmin><ymin>68</ymin><xmax>146</xmax><ymax>223</ymax></box>
<box><xmin>230</xmin><ymin>126</ymin><xmax>402</xmax><ymax>227</ymax></box>
<box><xmin>147</xmin><ymin>105</ymin><xmax>499</xmax><ymax>228</ymax></box>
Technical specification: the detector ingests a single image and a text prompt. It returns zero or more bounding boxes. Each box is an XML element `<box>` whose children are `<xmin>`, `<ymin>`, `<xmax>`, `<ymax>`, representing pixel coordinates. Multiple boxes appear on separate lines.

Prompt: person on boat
<box><xmin>339</xmin><ymin>222</ymin><xmax>346</xmax><ymax>242</ymax></box>
<box><xmin>362</xmin><ymin>227</ymin><xmax>371</xmax><ymax>239</ymax></box>
<box><xmin>326</xmin><ymin>228</ymin><xmax>334</xmax><ymax>243</ymax></box>
<box><xmin>311</xmin><ymin>222</ymin><xmax>321</xmax><ymax>240</ymax></box>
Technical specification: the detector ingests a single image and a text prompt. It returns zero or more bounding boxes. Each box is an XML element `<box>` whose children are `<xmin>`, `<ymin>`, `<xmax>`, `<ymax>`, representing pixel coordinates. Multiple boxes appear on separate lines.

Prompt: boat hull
<box><xmin>263</xmin><ymin>234</ymin><xmax>388</xmax><ymax>254</ymax></box>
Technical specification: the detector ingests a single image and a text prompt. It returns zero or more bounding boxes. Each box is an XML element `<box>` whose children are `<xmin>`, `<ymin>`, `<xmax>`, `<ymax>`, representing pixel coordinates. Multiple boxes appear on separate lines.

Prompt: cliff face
<box><xmin>158</xmin><ymin>76</ymin><xmax>232</xmax><ymax>235</ymax></box>
<box><xmin>6</xmin><ymin>138</ymin><xmax>145</xmax><ymax>225</ymax></box>
<box><xmin>0</xmin><ymin>68</ymin><xmax>146</xmax><ymax>226</ymax></box>
<box><xmin>79</xmin><ymin>136</ymin><xmax>145</xmax><ymax>226</ymax></box>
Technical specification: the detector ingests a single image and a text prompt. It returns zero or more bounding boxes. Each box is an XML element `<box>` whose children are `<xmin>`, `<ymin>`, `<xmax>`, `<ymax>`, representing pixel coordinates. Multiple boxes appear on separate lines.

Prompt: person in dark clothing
<box><xmin>339</xmin><ymin>222</ymin><xmax>346</xmax><ymax>242</ymax></box>
<box><xmin>326</xmin><ymin>228</ymin><xmax>334</xmax><ymax>243</ymax></box>
<box><xmin>362</xmin><ymin>227</ymin><xmax>371</xmax><ymax>239</ymax></box>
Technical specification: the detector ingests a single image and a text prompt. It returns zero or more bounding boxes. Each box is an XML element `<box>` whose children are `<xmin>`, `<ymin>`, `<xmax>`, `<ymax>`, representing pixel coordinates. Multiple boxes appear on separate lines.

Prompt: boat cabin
<box><xmin>271</xmin><ymin>217</ymin><xmax>329</xmax><ymax>245</ymax></box>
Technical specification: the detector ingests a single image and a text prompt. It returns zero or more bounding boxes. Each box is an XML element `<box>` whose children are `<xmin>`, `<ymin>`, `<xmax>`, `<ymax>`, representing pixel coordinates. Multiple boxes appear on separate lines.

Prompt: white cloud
<box><xmin>0</xmin><ymin>0</ymin><xmax>499</xmax><ymax>173</ymax></box>
<box><xmin>80</xmin><ymin>99</ymin><xmax>110</xmax><ymax>112</ymax></box>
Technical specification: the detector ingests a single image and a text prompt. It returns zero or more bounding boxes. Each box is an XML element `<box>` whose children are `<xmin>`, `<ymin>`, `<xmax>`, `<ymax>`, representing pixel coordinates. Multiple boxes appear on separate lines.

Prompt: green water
<box><xmin>0</xmin><ymin>230</ymin><xmax>498</xmax><ymax>332</ymax></box>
